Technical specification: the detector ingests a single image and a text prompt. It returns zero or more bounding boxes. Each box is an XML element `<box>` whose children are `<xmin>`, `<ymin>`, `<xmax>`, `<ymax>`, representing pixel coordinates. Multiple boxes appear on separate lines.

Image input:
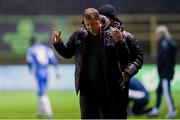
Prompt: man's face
<box><xmin>84</xmin><ymin>18</ymin><xmax>101</xmax><ymax>36</ymax></box>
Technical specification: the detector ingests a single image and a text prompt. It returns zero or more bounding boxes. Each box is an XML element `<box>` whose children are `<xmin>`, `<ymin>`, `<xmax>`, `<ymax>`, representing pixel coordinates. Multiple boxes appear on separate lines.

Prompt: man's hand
<box><xmin>122</xmin><ymin>72</ymin><xmax>130</xmax><ymax>82</ymax></box>
<box><xmin>111</xmin><ymin>27</ymin><xmax>122</xmax><ymax>43</ymax></box>
<box><xmin>52</xmin><ymin>30</ymin><xmax>61</xmax><ymax>44</ymax></box>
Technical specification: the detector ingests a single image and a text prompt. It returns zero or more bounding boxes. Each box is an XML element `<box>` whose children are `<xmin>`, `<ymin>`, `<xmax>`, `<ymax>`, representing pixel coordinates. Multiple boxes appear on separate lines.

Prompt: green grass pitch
<box><xmin>0</xmin><ymin>90</ymin><xmax>179</xmax><ymax>119</ymax></box>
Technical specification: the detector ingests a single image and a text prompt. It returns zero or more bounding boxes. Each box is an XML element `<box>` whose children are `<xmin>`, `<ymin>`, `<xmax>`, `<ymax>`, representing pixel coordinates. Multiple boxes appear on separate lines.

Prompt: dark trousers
<box><xmin>155</xmin><ymin>78</ymin><xmax>175</xmax><ymax>110</ymax></box>
<box><xmin>132</xmin><ymin>97</ymin><xmax>149</xmax><ymax>114</ymax></box>
<box><xmin>80</xmin><ymin>91</ymin><xmax>127</xmax><ymax>119</ymax></box>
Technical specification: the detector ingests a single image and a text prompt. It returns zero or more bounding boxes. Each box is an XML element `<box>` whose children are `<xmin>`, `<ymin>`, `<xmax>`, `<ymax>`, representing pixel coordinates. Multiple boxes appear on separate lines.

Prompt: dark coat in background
<box><xmin>157</xmin><ymin>36</ymin><xmax>176</xmax><ymax>80</ymax></box>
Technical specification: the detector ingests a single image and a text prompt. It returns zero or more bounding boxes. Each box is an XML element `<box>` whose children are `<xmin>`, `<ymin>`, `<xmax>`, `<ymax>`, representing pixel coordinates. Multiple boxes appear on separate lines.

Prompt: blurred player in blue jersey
<box><xmin>128</xmin><ymin>77</ymin><xmax>151</xmax><ymax>115</ymax></box>
<box><xmin>26</xmin><ymin>37</ymin><xmax>59</xmax><ymax>119</ymax></box>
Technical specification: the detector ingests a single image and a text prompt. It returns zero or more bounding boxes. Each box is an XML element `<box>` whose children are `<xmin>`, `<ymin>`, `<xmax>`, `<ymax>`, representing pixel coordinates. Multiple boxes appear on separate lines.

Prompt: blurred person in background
<box><xmin>148</xmin><ymin>25</ymin><xmax>176</xmax><ymax>118</ymax></box>
<box><xmin>98</xmin><ymin>4</ymin><xmax>144</xmax><ymax>118</ymax></box>
<box><xmin>51</xmin><ymin>8</ymin><xmax>142</xmax><ymax>119</ymax></box>
<box><xmin>128</xmin><ymin>77</ymin><xmax>151</xmax><ymax>115</ymax></box>
<box><xmin>26</xmin><ymin>37</ymin><xmax>59</xmax><ymax>119</ymax></box>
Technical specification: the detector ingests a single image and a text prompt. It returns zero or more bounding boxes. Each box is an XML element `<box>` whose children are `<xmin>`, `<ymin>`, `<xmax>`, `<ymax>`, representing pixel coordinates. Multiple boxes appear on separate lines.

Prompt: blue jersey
<box><xmin>26</xmin><ymin>43</ymin><xmax>58</xmax><ymax>80</ymax></box>
<box><xmin>129</xmin><ymin>77</ymin><xmax>149</xmax><ymax>101</ymax></box>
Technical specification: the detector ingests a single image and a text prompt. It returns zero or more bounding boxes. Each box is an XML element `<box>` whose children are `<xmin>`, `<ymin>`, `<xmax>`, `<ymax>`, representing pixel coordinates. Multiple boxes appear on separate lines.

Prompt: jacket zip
<box><xmin>76</xmin><ymin>40</ymin><xmax>85</xmax><ymax>95</ymax></box>
<box><xmin>100</xmin><ymin>26</ymin><xmax>110</xmax><ymax>96</ymax></box>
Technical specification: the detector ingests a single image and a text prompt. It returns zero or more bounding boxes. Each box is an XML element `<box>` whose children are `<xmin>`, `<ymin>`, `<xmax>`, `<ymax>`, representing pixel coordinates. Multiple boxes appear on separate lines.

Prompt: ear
<box><xmin>82</xmin><ymin>20</ymin><xmax>88</xmax><ymax>30</ymax></box>
<box><xmin>97</xmin><ymin>18</ymin><xmax>102</xmax><ymax>28</ymax></box>
<box><xmin>99</xmin><ymin>16</ymin><xmax>102</xmax><ymax>23</ymax></box>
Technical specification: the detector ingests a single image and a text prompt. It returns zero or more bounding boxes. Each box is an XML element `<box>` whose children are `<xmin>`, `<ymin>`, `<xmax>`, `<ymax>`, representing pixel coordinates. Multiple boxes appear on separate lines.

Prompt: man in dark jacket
<box><xmin>99</xmin><ymin>4</ymin><xmax>143</xmax><ymax>118</ymax></box>
<box><xmin>148</xmin><ymin>25</ymin><xmax>176</xmax><ymax>118</ymax></box>
<box><xmin>52</xmin><ymin>8</ymin><xmax>142</xmax><ymax>119</ymax></box>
